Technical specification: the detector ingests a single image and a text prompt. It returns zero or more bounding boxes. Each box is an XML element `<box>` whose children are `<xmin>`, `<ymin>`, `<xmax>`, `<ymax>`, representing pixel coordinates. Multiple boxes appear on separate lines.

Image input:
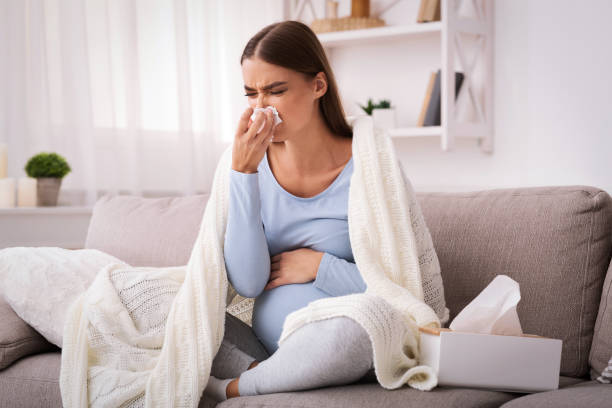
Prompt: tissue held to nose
<box><xmin>250</xmin><ymin>106</ymin><xmax>282</xmax><ymax>134</ymax></box>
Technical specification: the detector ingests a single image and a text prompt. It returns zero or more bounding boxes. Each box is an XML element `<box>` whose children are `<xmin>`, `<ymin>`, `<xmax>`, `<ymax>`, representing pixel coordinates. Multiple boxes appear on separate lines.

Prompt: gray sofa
<box><xmin>1</xmin><ymin>185</ymin><xmax>612</xmax><ymax>407</ymax></box>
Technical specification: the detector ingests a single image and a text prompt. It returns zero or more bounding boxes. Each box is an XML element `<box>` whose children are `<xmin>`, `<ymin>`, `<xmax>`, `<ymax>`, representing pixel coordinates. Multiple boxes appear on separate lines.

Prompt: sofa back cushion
<box><xmin>85</xmin><ymin>186</ymin><xmax>612</xmax><ymax>379</ymax></box>
<box><xmin>415</xmin><ymin>185</ymin><xmax>612</xmax><ymax>378</ymax></box>
<box><xmin>84</xmin><ymin>193</ymin><xmax>209</xmax><ymax>267</ymax></box>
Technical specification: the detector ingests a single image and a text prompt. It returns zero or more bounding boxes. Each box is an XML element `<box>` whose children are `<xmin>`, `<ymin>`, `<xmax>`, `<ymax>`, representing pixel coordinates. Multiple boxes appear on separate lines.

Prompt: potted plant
<box><xmin>358</xmin><ymin>98</ymin><xmax>396</xmax><ymax>130</ymax></box>
<box><xmin>24</xmin><ymin>152</ymin><xmax>72</xmax><ymax>206</ymax></box>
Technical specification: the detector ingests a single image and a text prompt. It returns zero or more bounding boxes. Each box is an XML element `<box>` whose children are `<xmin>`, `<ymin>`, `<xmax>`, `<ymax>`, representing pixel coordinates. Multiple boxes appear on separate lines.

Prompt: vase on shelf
<box><xmin>372</xmin><ymin>107</ymin><xmax>396</xmax><ymax>130</ymax></box>
<box><xmin>37</xmin><ymin>177</ymin><xmax>62</xmax><ymax>206</ymax></box>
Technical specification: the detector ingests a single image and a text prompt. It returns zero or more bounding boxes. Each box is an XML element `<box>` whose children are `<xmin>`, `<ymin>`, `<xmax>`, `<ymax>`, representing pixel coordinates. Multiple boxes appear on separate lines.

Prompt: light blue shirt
<box><xmin>223</xmin><ymin>150</ymin><xmax>367</xmax><ymax>355</ymax></box>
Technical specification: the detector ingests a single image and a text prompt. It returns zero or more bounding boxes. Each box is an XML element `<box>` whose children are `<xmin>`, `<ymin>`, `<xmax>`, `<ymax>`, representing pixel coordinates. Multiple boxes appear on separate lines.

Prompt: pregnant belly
<box><xmin>252</xmin><ymin>282</ymin><xmax>330</xmax><ymax>354</ymax></box>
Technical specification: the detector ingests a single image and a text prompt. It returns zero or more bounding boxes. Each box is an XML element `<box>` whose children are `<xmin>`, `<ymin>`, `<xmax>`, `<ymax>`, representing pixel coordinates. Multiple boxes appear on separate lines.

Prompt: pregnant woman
<box><xmin>204</xmin><ymin>20</ymin><xmax>443</xmax><ymax>402</ymax></box>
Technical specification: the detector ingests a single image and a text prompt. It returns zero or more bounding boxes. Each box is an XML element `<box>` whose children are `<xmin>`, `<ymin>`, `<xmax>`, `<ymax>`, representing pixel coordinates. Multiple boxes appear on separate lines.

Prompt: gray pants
<box><xmin>211</xmin><ymin>312</ymin><xmax>376</xmax><ymax>397</ymax></box>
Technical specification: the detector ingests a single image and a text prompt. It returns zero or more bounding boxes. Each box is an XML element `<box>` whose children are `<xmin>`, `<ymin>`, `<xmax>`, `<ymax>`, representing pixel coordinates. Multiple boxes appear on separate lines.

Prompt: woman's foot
<box><xmin>223</xmin><ymin>359</ymin><xmax>258</xmax><ymax>399</ymax></box>
<box><xmin>247</xmin><ymin>360</ymin><xmax>259</xmax><ymax>370</ymax></box>
<box><xmin>226</xmin><ymin>377</ymin><xmax>240</xmax><ymax>399</ymax></box>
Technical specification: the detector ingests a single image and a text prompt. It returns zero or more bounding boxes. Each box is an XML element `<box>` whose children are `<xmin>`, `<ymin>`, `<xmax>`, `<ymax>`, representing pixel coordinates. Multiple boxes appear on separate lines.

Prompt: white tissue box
<box><xmin>418</xmin><ymin>327</ymin><xmax>562</xmax><ymax>393</ymax></box>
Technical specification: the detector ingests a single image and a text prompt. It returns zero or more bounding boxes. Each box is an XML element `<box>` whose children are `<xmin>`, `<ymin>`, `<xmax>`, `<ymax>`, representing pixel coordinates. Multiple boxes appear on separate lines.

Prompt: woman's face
<box><xmin>241</xmin><ymin>57</ymin><xmax>326</xmax><ymax>141</ymax></box>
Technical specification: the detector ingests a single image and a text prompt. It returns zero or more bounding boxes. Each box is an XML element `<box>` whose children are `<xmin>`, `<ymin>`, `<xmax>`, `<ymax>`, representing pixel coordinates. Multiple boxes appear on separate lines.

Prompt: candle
<box><xmin>0</xmin><ymin>143</ymin><xmax>7</xmax><ymax>179</ymax></box>
<box><xmin>0</xmin><ymin>177</ymin><xmax>16</xmax><ymax>208</ymax></box>
<box><xmin>17</xmin><ymin>177</ymin><xmax>37</xmax><ymax>207</ymax></box>
<box><xmin>326</xmin><ymin>1</ymin><xmax>339</xmax><ymax>18</ymax></box>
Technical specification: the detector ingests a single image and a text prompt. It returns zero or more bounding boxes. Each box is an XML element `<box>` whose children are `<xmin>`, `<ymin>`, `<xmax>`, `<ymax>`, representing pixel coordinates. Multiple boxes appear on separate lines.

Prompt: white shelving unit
<box><xmin>283</xmin><ymin>0</ymin><xmax>494</xmax><ymax>153</ymax></box>
<box><xmin>0</xmin><ymin>206</ymin><xmax>93</xmax><ymax>249</ymax></box>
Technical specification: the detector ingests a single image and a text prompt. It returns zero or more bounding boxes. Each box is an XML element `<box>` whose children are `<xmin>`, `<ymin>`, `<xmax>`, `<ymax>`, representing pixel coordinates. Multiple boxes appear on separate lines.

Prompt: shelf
<box><xmin>0</xmin><ymin>206</ymin><xmax>93</xmax><ymax>249</ymax></box>
<box><xmin>387</xmin><ymin>123</ymin><xmax>486</xmax><ymax>139</ymax></box>
<box><xmin>317</xmin><ymin>22</ymin><xmax>441</xmax><ymax>48</ymax></box>
<box><xmin>388</xmin><ymin>126</ymin><xmax>442</xmax><ymax>138</ymax></box>
<box><xmin>0</xmin><ymin>206</ymin><xmax>93</xmax><ymax>215</ymax></box>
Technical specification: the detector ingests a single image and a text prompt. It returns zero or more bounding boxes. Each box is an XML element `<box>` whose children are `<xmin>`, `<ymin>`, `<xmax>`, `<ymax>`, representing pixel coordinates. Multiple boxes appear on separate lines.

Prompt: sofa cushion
<box><xmin>0</xmin><ymin>352</ymin><xmax>62</xmax><ymax>407</ymax></box>
<box><xmin>0</xmin><ymin>349</ymin><xmax>585</xmax><ymax>408</ymax></box>
<box><xmin>0</xmin><ymin>351</ymin><xmax>213</xmax><ymax>408</ymax></box>
<box><xmin>589</xmin><ymin>258</ymin><xmax>612</xmax><ymax>380</ymax></box>
<box><xmin>84</xmin><ymin>193</ymin><xmax>209</xmax><ymax>267</ymax></box>
<box><xmin>0</xmin><ymin>297</ymin><xmax>58</xmax><ymax>370</ymax></box>
<box><xmin>415</xmin><ymin>186</ymin><xmax>612</xmax><ymax>378</ymax></box>
<box><xmin>217</xmin><ymin>381</ymin><xmax>521</xmax><ymax>408</ymax></box>
<box><xmin>499</xmin><ymin>380</ymin><xmax>612</xmax><ymax>408</ymax></box>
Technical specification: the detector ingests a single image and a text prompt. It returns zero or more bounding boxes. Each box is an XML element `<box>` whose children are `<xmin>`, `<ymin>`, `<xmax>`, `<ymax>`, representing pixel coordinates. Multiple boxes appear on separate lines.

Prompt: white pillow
<box><xmin>0</xmin><ymin>247</ymin><xmax>128</xmax><ymax>348</ymax></box>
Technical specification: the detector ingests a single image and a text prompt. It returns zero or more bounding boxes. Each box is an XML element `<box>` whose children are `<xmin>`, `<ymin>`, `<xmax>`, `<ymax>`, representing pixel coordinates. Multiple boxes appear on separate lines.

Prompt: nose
<box><xmin>255</xmin><ymin>93</ymin><xmax>267</xmax><ymax>108</ymax></box>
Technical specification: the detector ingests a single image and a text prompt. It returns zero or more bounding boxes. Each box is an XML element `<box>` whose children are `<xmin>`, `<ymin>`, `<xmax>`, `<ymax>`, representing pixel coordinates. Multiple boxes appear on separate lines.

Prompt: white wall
<box><xmin>328</xmin><ymin>0</ymin><xmax>612</xmax><ymax>193</ymax></box>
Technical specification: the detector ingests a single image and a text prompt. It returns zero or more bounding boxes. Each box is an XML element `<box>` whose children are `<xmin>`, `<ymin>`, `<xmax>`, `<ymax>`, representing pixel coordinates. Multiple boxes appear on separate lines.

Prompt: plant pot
<box><xmin>372</xmin><ymin>107</ymin><xmax>396</xmax><ymax>130</ymax></box>
<box><xmin>37</xmin><ymin>177</ymin><xmax>62</xmax><ymax>206</ymax></box>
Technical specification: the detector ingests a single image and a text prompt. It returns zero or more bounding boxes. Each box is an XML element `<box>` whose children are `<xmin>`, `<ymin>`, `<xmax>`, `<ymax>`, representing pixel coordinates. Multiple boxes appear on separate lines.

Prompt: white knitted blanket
<box><xmin>59</xmin><ymin>114</ymin><xmax>448</xmax><ymax>407</ymax></box>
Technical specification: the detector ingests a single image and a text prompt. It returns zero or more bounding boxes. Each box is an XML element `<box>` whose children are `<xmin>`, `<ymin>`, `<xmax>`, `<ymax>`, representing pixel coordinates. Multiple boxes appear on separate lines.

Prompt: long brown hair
<box><xmin>240</xmin><ymin>20</ymin><xmax>353</xmax><ymax>139</ymax></box>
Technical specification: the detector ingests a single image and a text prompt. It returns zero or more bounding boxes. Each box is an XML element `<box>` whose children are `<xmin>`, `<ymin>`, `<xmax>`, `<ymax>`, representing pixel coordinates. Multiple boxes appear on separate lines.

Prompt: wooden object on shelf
<box><xmin>417</xmin><ymin>0</ymin><xmax>441</xmax><ymax>23</ymax></box>
<box><xmin>310</xmin><ymin>16</ymin><xmax>386</xmax><ymax>34</ymax></box>
<box><xmin>417</xmin><ymin>71</ymin><xmax>437</xmax><ymax>126</ymax></box>
<box><xmin>351</xmin><ymin>0</ymin><xmax>370</xmax><ymax>18</ymax></box>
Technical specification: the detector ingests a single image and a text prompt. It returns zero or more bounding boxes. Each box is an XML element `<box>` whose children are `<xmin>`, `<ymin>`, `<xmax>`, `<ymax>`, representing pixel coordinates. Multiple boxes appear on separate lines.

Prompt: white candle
<box><xmin>17</xmin><ymin>177</ymin><xmax>37</xmax><ymax>207</ymax></box>
<box><xmin>0</xmin><ymin>177</ymin><xmax>16</xmax><ymax>208</ymax></box>
<box><xmin>0</xmin><ymin>143</ymin><xmax>7</xmax><ymax>179</ymax></box>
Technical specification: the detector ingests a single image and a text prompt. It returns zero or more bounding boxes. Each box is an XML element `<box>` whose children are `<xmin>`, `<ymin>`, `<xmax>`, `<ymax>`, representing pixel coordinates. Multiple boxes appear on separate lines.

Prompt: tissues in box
<box><xmin>418</xmin><ymin>275</ymin><xmax>563</xmax><ymax>393</ymax></box>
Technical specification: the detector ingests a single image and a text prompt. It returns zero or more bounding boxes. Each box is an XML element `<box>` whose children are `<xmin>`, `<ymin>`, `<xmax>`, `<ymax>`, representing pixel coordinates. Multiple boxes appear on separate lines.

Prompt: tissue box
<box><xmin>419</xmin><ymin>326</ymin><xmax>562</xmax><ymax>393</ymax></box>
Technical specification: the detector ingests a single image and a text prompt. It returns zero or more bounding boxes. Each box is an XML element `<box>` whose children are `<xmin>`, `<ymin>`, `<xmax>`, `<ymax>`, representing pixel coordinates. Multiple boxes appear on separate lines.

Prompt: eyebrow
<box><xmin>244</xmin><ymin>81</ymin><xmax>288</xmax><ymax>92</ymax></box>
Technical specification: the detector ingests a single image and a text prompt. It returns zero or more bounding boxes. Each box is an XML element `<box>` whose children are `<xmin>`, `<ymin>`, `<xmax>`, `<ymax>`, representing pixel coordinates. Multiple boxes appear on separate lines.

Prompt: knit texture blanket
<box><xmin>59</xmin><ymin>114</ymin><xmax>448</xmax><ymax>407</ymax></box>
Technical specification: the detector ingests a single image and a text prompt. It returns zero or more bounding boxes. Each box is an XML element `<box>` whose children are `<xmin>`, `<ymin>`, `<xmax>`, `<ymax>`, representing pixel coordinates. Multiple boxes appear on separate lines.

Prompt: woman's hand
<box><xmin>231</xmin><ymin>107</ymin><xmax>277</xmax><ymax>174</ymax></box>
<box><xmin>264</xmin><ymin>248</ymin><xmax>325</xmax><ymax>291</ymax></box>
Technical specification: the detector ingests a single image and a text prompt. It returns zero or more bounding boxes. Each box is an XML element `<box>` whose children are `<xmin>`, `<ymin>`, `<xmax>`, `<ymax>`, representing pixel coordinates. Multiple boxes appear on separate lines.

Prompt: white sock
<box><xmin>204</xmin><ymin>375</ymin><xmax>234</xmax><ymax>402</ymax></box>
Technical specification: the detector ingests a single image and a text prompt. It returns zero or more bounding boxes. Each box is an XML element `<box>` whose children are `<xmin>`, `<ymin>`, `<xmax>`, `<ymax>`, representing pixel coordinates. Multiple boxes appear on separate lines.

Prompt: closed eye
<box><xmin>244</xmin><ymin>90</ymin><xmax>286</xmax><ymax>97</ymax></box>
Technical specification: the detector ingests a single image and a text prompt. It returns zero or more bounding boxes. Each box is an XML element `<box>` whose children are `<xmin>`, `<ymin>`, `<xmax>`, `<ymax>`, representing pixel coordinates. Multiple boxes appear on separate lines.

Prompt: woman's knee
<box><xmin>315</xmin><ymin>317</ymin><xmax>373</xmax><ymax>368</ymax></box>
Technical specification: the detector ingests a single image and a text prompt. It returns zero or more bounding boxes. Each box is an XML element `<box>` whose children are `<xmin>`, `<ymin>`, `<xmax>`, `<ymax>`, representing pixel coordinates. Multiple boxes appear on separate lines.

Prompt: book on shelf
<box><xmin>417</xmin><ymin>72</ymin><xmax>436</xmax><ymax>126</ymax></box>
<box><xmin>417</xmin><ymin>0</ymin><xmax>441</xmax><ymax>23</ymax></box>
<box><xmin>418</xmin><ymin>69</ymin><xmax>465</xmax><ymax>127</ymax></box>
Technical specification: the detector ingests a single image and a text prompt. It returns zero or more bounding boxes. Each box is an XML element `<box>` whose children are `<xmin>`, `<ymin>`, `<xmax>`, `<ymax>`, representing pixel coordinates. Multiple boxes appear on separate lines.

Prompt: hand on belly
<box><xmin>265</xmin><ymin>248</ymin><xmax>325</xmax><ymax>291</ymax></box>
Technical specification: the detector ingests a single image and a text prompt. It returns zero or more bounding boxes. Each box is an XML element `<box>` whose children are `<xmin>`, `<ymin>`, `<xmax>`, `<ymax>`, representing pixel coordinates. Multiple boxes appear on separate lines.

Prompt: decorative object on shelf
<box><xmin>351</xmin><ymin>0</ymin><xmax>369</xmax><ymax>17</ymax></box>
<box><xmin>0</xmin><ymin>143</ymin><xmax>7</xmax><ymax>179</ymax></box>
<box><xmin>358</xmin><ymin>97</ymin><xmax>376</xmax><ymax>115</ymax></box>
<box><xmin>24</xmin><ymin>152</ymin><xmax>72</xmax><ymax>207</ymax></box>
<box><xmin>17</xmin><ymin>177</ymin><xmax>37</xmax><ymax>207</ymax></box>
<box><xmin>325</xmin><ymin>0</ymin><xmax>339</xmax><ymax>19</ymax></box>
<box><xmin>358</xmin><ymin>98</ymin><xmax>396</xmax><ymax>130</ymax></box>
<box><xmin>418</xmin><ymin>69</ymin><xmax>464</xmax><ymax>126</ymax></box>
<box><xmin>310</xmin><ymin>0</ymin><xmax>385</xmax><ymax>34</ymax></box>
<box><xmin>417</xmin><ymin>0</ymin><xmax>441</xmax><ymax>23</ymax></box>
<box><xmin>0</xmin><ymin>177</ymin><xmax>16</xmax><ymax>208</ymax></box>
<box><xmin>372</xmin><ymin>100</ymin><xmax>396</xmax><ymax>130</ymax></box>
<box><xmin>357</xmin><ymin>97</ymin><xmax>390</xmax><ymax>114</ymax></box>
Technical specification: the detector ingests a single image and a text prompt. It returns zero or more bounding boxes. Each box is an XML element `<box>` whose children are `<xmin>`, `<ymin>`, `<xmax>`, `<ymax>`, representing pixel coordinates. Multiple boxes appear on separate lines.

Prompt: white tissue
<box><xmin>449</xmin><ymin>274</ymin><xmax>523</xmax><ymax>336</ymax></box>
<box><xmin>250</xmin><ymin>106</ymin><xmax>283</xmax><ymax>134</ymax></box>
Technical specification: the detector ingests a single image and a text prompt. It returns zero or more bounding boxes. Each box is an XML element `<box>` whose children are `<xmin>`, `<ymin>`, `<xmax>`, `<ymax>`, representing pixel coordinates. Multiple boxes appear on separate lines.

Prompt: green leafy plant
<box><xmin>24</xmin><ymin>152</ymin><xmax>72</xmax><ymax>178</ymax></box>
<box><xmin>377</xmin><ymin>99</ymin><xmax>391</xmax><ymax>109</ymax></box>
<box><xmin>358</xmin><ymin>98</ymin><xmax>392</xmax><ymax>115</ymax></box>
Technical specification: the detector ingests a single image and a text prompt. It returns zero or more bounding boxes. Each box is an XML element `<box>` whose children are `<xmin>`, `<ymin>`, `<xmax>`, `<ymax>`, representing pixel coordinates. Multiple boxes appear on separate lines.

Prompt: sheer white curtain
<box><xmin>0</xmin><ymin>0</ymin><xmax>284</xmax><ymax>206</ymax></box>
